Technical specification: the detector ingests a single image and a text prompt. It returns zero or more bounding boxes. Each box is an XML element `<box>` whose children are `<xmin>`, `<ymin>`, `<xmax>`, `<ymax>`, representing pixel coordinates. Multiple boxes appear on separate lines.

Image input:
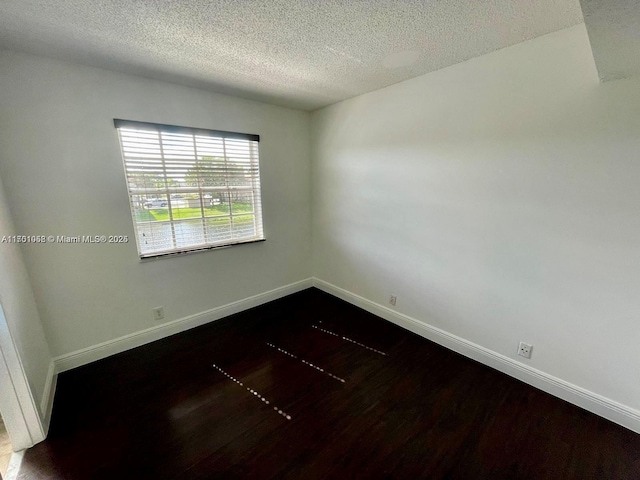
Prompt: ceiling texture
<box><xmin>0</xmin><ymin>0</ymin><xmax>595</xmax><ymax>110</ymax></box>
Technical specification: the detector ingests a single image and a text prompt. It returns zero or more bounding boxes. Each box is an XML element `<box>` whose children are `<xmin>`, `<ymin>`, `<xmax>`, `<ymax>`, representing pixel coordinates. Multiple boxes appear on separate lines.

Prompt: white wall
<box><xmin>0</xmin><ymin>174</ymin><xmax>51</xmax><ymax>437</ymax></box>
<box><xmin>0</xmin><ymin>51</ymin><xmax>312</xmax><ymax>357</ymax></box>
<box><xmin>311</xmin><ymin>24</ymin><xmax>640</xmax><ymax>414</ymax></box>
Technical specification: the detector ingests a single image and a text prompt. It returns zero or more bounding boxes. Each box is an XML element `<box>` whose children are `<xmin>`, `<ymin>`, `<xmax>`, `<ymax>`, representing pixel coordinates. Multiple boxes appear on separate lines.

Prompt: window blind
<box><xmin>115</xmin><ymin>119</ymin><xmax>265</xmax><ymax>259</ymax></box>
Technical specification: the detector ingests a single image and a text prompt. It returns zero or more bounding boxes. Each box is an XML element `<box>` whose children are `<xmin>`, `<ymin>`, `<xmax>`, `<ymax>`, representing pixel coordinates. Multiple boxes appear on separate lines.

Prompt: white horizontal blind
<box><xmin>115</xmin><ymin>120</ymin><xmax>264</xmax><ymax>258</ymax></box>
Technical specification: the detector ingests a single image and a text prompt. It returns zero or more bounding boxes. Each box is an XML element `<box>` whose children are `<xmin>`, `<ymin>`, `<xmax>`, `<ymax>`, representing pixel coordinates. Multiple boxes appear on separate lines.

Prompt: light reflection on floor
<box><xmin>0</xmin><ymin>415</ymin><xmax>13</xmax><ymax>477</ymax></box>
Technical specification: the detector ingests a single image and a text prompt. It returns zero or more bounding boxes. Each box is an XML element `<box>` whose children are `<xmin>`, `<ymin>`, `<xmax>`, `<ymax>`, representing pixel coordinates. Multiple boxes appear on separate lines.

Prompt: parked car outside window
<box><xmin>144</xmin><ymin>198</ymin><xmax>167</xmax><ymax>208</ymax></box>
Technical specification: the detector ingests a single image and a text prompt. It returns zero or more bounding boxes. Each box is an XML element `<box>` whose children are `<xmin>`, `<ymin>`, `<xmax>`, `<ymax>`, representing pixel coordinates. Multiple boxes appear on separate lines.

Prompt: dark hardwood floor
<box><xmin>19</xmin><ymin>288</ymin><xmax>640</xmax><ymax>479</ymax></box>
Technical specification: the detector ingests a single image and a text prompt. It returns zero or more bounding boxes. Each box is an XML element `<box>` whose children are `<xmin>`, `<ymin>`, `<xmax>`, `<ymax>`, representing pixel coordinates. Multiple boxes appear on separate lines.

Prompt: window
<box><xmin>115</xmin><ymin>119</ymin><xmax>265</xmax><ymax>258</ymax></box>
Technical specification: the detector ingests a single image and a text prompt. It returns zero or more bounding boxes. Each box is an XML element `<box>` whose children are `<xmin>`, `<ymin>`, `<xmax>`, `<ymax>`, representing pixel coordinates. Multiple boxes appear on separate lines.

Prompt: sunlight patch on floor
<box><xmin>0</xmin><ymin>415</ymin><xmax>13</xmax><ymax>477</ymax></box>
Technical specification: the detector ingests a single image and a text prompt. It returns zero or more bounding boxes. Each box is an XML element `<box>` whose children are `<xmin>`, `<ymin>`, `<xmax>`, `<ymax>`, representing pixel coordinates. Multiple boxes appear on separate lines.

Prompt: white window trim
<box><xmin>115</xmin><ymin>119</ymin><xmax>265</xmax><ymax>259</ymax></box>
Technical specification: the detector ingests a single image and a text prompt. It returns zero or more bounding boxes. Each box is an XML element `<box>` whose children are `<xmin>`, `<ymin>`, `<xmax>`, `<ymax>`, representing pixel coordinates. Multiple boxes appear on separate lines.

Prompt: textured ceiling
<box><xmin>581</xmin><ymin>0</ymin><xmax>640</xmax><ymax>81</ymax></box>
<box><xmin>0</xmin><ymin>1</ymin><xmax>584</xmax><ymax>110</ymax></box>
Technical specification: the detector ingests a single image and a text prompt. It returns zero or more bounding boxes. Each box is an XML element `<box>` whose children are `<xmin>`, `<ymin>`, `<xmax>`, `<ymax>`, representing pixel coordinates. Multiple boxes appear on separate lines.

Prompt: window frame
<box><xmin>114</xmin><ymin>119</ymin><xmax>265</xmax><ymax>259</ymax></box>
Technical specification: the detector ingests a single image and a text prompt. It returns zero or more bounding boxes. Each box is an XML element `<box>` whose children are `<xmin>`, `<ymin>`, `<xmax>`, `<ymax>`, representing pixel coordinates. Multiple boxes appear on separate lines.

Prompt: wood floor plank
<box><xmin>18</xmin><ymin>289</ymin><xmax>640</xmax><ymax>479</ymax></box>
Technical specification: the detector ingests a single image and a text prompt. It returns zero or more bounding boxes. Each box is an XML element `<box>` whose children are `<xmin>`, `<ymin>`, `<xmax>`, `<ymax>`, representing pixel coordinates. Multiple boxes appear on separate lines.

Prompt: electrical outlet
<box><xmin>517</xmin><ymin>341</ymin><xmax>532</xmax><ymax>359</ymax></box>
<box><xmin>153</xmin><ymin>307</ymin><xmax>164</xmax><ymax>321</ymax></box>
<box><xmin>389</xmin><ymin>295</ymin><xmax>397</xmax><ymax>306</ymax></box>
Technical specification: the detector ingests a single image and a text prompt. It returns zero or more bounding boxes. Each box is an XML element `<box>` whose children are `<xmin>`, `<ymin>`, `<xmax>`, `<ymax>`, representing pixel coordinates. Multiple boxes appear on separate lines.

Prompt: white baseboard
<box><xmin>312</xmin><ymin>277</ymin><xmax>640</xmax><ymax>435</ymax></box>
<box><xmin>53</xmin><ymin>278</ymin><xmax>313</xmax><ymax>374</ymax></box>
<box><xmin>5</xmin><ymin>450</ymin><xmax>24</xmax><ymax>480</ymax></box>
<box><xmin>40</xmin><ymin>360</ymin><xmax>57</xmax><ymax>434</ymax></box>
